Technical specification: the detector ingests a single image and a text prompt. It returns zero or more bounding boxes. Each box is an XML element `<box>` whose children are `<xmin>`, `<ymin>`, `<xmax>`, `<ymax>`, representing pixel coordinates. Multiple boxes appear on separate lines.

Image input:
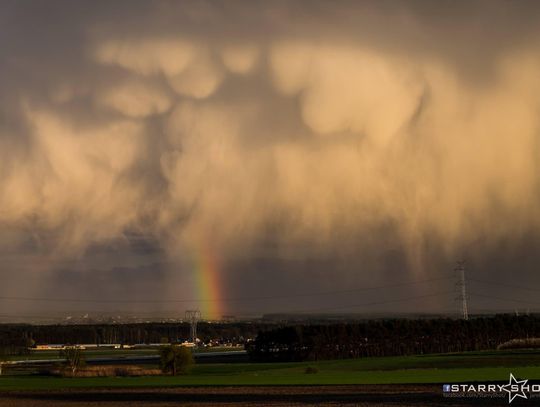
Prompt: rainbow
<box><xmin>193</xmin><ymin>243</ymin><xmax>223</xmax><ymax>320</ymax></box>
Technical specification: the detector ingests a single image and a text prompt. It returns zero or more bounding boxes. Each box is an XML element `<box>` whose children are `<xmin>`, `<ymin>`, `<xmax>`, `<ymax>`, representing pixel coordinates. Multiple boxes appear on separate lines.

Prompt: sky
<box><xmin>1</xmin><ymin>0</ymin><xmax>540</xmax><ymax>320</ymax></box>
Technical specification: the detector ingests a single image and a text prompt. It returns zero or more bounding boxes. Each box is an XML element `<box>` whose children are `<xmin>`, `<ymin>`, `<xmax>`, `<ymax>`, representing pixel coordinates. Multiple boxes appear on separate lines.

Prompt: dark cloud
<box><xmin>1</xmin><ymin>0</ymin><xmax>540</xmax><ymax>318</ymax></box>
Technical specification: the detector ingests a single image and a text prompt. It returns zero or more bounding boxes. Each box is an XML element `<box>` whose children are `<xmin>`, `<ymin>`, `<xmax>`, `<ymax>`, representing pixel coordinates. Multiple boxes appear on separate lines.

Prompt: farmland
<box><xmin>2</xmin><ymin>348</ymin><xmax>540</xmax><ymax>406</ymax></box>
<box><xmin>2</xmin><ymin>349</ymin><xmax>540</xmax><ymax>390</ymax></box>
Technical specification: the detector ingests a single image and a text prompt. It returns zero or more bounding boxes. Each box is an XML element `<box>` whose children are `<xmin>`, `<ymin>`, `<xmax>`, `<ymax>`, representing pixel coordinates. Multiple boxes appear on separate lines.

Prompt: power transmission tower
<box><xmin>185</xmin><ymin>310</ymin><xmax>201</xmax><ymax>344</ymax></box>
<box><xmin>455</xmin><ymin>261</ymin><xmax>469</xmax><ymax>320</ymax></box>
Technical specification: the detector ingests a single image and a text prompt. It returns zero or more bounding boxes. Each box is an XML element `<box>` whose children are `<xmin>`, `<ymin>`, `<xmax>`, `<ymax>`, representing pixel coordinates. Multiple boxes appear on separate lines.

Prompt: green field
<box><xmin>2</xmin><ymin>350</ymin><xmax>540</xmax><ymax>390</ymax></box>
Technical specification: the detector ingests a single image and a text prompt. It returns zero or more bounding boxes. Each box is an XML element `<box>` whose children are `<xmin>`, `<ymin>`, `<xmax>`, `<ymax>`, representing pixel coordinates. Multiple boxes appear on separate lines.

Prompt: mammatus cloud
<box><xmin>220</xmin><ymin>44</ymin><xmax>260</xmax><ymax>74</ymax></box>
<box><xmin>1</xmin><ymin>1</ymin><xmax>540</xmax><ymax>314</ymax></box>
<box><xmin>96</xmin><ymin>78</ymin><xmax>173</xmax><ymax>118</ymax></box>
<box><xmin>95</xmin><ymin>39</ymin><xmax>194</xmax><ymax>77</ymax></box>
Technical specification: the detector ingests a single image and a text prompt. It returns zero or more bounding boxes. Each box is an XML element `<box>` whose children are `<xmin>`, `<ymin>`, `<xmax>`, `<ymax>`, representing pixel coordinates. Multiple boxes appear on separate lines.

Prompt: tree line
<box><xmin>2</xmin><ymin>315</ymin><xmax>539</xmax><ymax>363</ymax></box>
<box><xmin>0</xmin><ymin>322</ymin><xmax>264</xmax><ymax>347</ymax></box>
<box><xmin>246</xmin><ymin>315</ymin><xmax>540</xmax><ymax>362</ymax></box>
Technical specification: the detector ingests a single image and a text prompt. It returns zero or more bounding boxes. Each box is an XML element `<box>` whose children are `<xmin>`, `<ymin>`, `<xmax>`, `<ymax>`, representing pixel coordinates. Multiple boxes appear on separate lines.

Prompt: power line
<box><xmin>289</xmin><ymin>291</ymin><xmax>456</xmax><ymax>314</ymax></box>
<box><xmin>0</xmin><ymin>314</ymin><xmax>58</xmax><ymax>320</ymax></box>
<box><xmin>0</xmin><ymin>291</ymin><xmax>457</xmax><ymax>320</ymax></box>
<box><xmin>469</xmin><ymin>292</ymin><xmax>540</xmax><ymax>306</ymax></box>
<box><xmin>3</xmin><ymin>291</ymin><xmax>537</xmax><ymax>321</ymax></box>
<box><xmin>0</xmin><ymin>275</ymin><xmax>454</xmax><ymax>304</ymax></box>
<box><xmin>468</xmin><ymin>277</ymin><xmax>540</xmax><ymax>293</ymax></box>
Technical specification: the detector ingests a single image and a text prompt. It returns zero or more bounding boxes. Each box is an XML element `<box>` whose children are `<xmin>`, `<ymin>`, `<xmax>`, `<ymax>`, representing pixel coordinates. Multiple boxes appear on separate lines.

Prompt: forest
<box><xmin>246</xmin><ymin>315</ymin><xmax>540</xmax><ymax>361</ymax></box>
<box><xmin>1</xmin><ymin>315</ymin><xmax>538</xmax><ymax>362</ymax></box>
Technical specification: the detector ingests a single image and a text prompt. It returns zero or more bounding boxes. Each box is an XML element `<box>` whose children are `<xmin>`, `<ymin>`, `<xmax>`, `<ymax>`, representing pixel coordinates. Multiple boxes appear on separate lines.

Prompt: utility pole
<box><xmin>185</xmin><ymin>310</ymin><xmax>201</xmax><ymax>344</ymax></box>
<box><xmin>455</xmin><ymin>261</ymin><xmax>468</xmax><ymax>320</ymax></box>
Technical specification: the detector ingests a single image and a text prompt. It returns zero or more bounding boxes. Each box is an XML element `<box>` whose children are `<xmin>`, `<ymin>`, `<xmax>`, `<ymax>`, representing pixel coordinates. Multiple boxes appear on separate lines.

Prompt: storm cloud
<box><xmin>1</xmin><ymin>0</ymin><xmax>540</xmax><ymax>318</ymax></box>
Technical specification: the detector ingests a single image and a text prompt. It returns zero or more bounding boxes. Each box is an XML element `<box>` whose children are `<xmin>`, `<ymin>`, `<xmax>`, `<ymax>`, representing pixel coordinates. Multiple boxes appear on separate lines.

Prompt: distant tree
<box><xmin>26</xmin><ymin>338</ymin><xmax>36</xmax><ymax>350</ymax></box>
<box><xmin>159</xmin><ymin>345</ymin><xmax>193</xmax><ymax>375</ymax></box>
<box><xmin>0</xmin><ymin>346</ymin><xmax>9</xmax><ymax>376</ymax></box>
<box><xmin>61</xmin><ymin>346</ymin><xmax>85</xmax><ymax>376</ymax></box>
